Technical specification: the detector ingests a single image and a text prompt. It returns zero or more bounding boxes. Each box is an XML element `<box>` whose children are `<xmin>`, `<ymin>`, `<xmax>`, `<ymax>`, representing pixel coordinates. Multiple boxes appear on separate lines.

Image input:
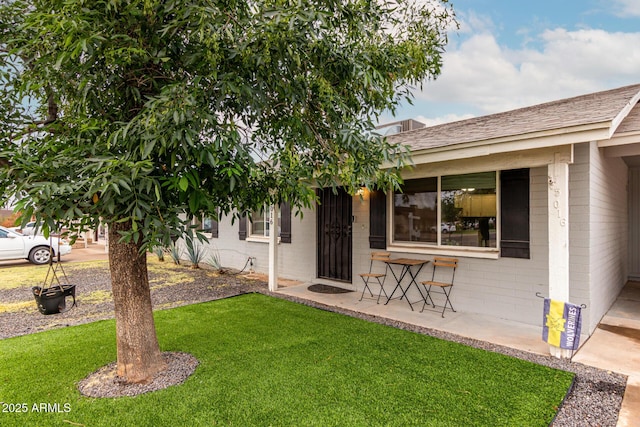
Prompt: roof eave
<box><xmin>399</xmin><ymin>122</ymin><xmax>612</xmax><ymax>167</ymax></box>
<box><xmin>610</xmin><ymin>91</ymin><xmax>640</xmax><ymax>137</ymax></box>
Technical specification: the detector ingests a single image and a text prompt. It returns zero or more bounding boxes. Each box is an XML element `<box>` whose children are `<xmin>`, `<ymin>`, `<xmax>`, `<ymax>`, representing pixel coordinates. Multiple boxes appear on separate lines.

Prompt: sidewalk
<box><xmin>63</xmin><ymin>243</ymin><xmax>108</xmax><ymax>263</ymax></box>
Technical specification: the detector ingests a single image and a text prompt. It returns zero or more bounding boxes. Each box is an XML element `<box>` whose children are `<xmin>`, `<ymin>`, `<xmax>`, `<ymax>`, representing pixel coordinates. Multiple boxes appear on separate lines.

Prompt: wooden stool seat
<box><xmin>421</xmin><ymin>257</ymin><xmax>458</xmax><ymax>317</ymax></box>
<box><xmin>359</xmin><ymin>252</ymin><xmax>391</xmax><ymax>303</ymax></box>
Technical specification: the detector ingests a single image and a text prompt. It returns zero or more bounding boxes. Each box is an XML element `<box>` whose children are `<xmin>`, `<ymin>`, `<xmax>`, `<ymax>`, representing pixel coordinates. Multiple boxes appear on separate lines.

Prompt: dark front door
<box><xmin>317</xmin><ymin>187</ymin><xmax>352</xmax><ymax>282</ymax></box>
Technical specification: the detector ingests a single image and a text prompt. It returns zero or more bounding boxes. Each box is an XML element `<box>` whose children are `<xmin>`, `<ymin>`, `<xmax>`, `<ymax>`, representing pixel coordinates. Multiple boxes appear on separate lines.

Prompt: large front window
<box><xmin>393</xmin><ymin>172</ymin><xmax>497</xmax><ymax>248</ymax></box>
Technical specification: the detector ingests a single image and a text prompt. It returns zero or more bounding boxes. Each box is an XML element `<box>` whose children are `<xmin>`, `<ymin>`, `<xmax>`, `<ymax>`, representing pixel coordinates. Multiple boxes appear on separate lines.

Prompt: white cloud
<box><xmin>414</xmin><ymin>24</ymin><xmax>640</xmax><ymax>122</ymax></box>
<box><xmin>610</xmin><ymin>0</ymin><xmax>640</xmax><ymax>17</ymax></box>
<box><xmin>413</xmin><ymin>113</ymin><xmax>476</xmax><ymax>127</ymax></box>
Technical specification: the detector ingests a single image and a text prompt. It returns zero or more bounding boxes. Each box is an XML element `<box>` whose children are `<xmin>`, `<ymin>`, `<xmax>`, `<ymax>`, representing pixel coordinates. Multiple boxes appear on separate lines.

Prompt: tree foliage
<box><xmin>0</xmin><ymin>0</ymin><xmax>454</xmax><ymax>247</ymax></box>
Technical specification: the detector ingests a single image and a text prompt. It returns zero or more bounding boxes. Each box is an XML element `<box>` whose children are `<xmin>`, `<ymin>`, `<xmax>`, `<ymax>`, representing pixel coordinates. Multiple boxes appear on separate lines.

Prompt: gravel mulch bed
<box><xmin>0</xmin><ymin>260</ymin><xmax>266</xmax><ymax>339</ymax></box>
<box><xmin>0</xmin><ymin>260</ymin><xmax>626</xmax><ymax>426</ymax></box>
<box><xmin>78</xmin><ymin>351</ymin><xmax>199</xmax><ymax>398</ymax></box>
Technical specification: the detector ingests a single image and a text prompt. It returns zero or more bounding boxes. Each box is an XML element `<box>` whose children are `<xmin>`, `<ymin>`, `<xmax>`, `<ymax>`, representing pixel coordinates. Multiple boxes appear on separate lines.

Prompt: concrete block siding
<box><xmin>210</xmin><ymin>209</ymin><xmax>318</xmax><ymax>283</ymax></box>
<box><xmin>204</xmin><ymin>142</ymin><xmax>629</xmax><ymax>333</ymax></box>
<box><xmin>585</xmin><ymin>141</ymin><xmax>628</xmax><ymax>332</ymax></box>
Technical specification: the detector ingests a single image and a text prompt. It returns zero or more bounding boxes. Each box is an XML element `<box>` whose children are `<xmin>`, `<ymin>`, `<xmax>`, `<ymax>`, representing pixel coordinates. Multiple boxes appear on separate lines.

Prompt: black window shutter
<box><xmin>369</xmin><ymin>189</ymin><xmax>387</xmax><ymax>249</ymax></box>
<box><xmin>211</xmin><ymin>219</ymin><xmax>219</xmax><ymax>238</ymax></box>
<box><xmin>238</xmin><ymin>215</ymin><xmax>247</xmax><ymax>240</ymax></box>
<box><xmin>280</xmin><ymin>202</ymin><xmax>292</xmax><ymax>243</ymax></box>
<box><xmin>500</xmin><ymin>169</ymin><xmax>530</xmax><ymax>258</ymax></box>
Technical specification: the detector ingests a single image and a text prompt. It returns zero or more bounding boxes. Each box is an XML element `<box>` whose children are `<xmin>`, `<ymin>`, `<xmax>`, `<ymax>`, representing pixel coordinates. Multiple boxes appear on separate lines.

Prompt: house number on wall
<box><xmin>550</xmin><ymin>184</ymin><xmax>567</xmax><ymax>227</ymax></box>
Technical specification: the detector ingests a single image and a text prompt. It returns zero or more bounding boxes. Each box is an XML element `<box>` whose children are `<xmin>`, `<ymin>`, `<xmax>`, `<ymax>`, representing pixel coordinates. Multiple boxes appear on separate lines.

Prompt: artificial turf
<box><xmin>0</xmin><ymin>293</ymin><xmax>574</xmax><ymax>426</ymax></box>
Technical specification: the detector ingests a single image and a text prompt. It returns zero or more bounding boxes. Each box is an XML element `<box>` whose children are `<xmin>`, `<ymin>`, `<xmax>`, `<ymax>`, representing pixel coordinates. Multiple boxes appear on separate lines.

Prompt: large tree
<box><xmin>0</xmin><ymin>0</ymin><xmax>454</xmax><ymax>383</ymax></box>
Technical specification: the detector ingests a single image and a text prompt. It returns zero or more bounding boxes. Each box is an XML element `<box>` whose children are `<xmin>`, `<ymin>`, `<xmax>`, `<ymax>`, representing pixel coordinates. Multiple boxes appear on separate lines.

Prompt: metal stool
<box><xmin>421</xmin><ymin>257</ymin><xmax>458</xmax><ymax>317</ymax></box>
<box><xmin>359</xmin><ymin>252</ymin><xmax>391</xmax><ymax>303</ymax></box>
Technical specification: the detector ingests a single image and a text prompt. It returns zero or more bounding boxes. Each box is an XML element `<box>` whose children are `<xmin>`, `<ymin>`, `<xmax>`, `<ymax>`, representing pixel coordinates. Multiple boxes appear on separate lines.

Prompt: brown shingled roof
<box><xmin>615</xmin><ymin>99</ymin><xmax>640</xmax><ymax>134</ymax></box>
<box><xmin>388</xmin><ymin>84</ymin><xmax>640</xmax><ymax>152</ymax></box>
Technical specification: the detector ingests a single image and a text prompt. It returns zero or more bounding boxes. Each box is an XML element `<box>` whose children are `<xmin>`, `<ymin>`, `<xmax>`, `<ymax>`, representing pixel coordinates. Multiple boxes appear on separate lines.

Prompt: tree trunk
<box><xmin>108</xmin><ymin>220</ymin><xmax>167</xmax><ymax>383</ymax></box>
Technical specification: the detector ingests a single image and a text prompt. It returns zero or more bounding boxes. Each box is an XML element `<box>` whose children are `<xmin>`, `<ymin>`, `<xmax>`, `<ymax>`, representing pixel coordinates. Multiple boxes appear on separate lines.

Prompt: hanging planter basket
<box><xmin>32</xmin><ymin>234</ymin><xmax>77</xmax><ymax>315</ymax></box>
<box><xmin>32</xmin><ymin>284</ymin><xmax>76</xmax><ymax>315</ymax></box>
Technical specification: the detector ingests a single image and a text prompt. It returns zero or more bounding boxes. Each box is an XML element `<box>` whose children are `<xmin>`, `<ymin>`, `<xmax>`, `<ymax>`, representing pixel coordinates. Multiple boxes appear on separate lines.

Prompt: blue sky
<box><xmin>381</xmin><ymin>0</ymin><xmax>640</xmax><ymax>126</ymax></box>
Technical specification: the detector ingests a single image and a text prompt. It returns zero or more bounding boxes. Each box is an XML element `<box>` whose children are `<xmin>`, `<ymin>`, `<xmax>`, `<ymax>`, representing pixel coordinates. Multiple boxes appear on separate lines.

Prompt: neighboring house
<box><xmin>202</xmin><ymin>83</ymin><xmax>640</xmax><ymax>338</ymax></box>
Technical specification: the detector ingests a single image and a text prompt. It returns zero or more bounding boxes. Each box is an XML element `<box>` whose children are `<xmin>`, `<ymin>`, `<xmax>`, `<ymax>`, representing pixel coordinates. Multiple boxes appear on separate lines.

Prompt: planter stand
<box><xmin>32</xmin><ymin>236</ymin><xmax>77</xmax><ymax>315</ymax></box>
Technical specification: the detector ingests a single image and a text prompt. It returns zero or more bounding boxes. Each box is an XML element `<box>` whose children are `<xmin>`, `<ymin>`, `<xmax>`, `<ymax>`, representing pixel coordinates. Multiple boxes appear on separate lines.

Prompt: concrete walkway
<box><xmin>277</xmin><ymin>280</ymin><xmax>640</xmax><ymax>427</ymax></box>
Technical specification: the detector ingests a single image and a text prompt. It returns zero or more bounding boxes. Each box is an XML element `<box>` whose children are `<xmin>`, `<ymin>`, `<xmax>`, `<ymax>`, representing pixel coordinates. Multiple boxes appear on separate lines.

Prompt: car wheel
<box><xmin>29</xmin><ymin>246</ymin><xmax>53</xmax><ymax>265</ymax></box>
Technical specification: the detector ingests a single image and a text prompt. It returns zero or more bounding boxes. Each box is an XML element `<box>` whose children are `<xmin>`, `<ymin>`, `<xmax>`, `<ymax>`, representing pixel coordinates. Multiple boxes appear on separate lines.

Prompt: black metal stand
<box><xmin>32</xmin><ymin>235</ymin><xmax>76</xmax><ymax>315</ymax></box>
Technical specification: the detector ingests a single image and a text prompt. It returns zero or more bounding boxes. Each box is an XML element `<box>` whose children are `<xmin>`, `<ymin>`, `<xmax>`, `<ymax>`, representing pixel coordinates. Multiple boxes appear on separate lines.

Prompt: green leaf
<box><xmin>178</xmin><ymin>176</ymin><xmax>189</xmax><ymax>192</ymax></box>
<box><xmin>142</xmin><ymin>140</ymin><xmax>155</xmax><ymax>158</ymax></box>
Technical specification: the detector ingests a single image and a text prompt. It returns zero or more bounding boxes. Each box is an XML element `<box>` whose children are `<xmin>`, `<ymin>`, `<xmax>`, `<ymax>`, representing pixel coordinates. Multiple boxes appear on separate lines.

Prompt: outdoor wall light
<box><xmin>355</xmin><ymin>186</ymin><xmax>369</xmax><ymax>201</ymax></box>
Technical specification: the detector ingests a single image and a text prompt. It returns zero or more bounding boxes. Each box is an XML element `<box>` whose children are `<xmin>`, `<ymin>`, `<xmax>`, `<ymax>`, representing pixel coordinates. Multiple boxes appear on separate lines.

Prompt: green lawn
<box><xmin>0</xmin><ymin>294</ymin><xmax>573</xmax><ymax>426</ymax></box>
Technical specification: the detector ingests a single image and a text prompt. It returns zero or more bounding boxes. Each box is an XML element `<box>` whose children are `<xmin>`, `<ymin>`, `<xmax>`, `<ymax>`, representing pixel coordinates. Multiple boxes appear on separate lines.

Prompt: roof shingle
<box><xmin>388</xmin><ymin>84</ymin><xmax>640</xmax><ymax>151</ymax></box>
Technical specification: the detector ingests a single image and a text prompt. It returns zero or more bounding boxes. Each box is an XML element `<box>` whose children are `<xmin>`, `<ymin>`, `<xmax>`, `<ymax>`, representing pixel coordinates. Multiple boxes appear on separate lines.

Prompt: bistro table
<box><xmin>383</xmin><ymin>258</ymin><xmax>430</xmax><ymax>311</ymax></box>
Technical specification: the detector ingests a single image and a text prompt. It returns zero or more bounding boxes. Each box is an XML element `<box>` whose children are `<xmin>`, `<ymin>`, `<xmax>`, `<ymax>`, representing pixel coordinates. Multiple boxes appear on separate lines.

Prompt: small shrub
<box><xmin>204</xmin><ymin>247</ymin><xmax>222</xmax><ymax>271</ymax></box>
<box><xmin>153</xmin><ymin>246</ymin><xmax>165</xmax><ymax>262</ymax></box>
<box><xmin>169</xmin><ymin>242</ymin><xmax>182</xmax><ymax>265</ymax></box>
<box><xmin>185</xmin><ymin>236</ymin><xmax>206</xmax><ymax>269</ymax></box>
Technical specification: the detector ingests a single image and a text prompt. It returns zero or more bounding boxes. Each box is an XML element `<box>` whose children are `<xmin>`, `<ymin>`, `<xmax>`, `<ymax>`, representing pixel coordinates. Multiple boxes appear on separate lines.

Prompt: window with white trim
<box><xmin>194</xmin><ymin>213</ymin><xmax>218</xmax><ymax>238</ymax></box>
<box><xmin>392</xmin><ymin>172</ymin><xmax>497</xmax><ymax>249</ymax></box>
<box><xmin>202</xmin><ymin>217</ymin><xmax>214</xmax><ymax>234</ymax></box>
<box><xmin>249</xmin><ymin>207</ymin><xmax>281</xmax><ymax>238</ymax></box>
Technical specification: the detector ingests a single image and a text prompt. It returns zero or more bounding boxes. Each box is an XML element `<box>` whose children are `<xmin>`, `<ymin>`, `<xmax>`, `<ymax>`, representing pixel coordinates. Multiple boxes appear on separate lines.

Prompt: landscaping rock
<box><xmin>78</xmin><ymin>352</ymin><xmax>198</xmax><ymax>398</ymax></box>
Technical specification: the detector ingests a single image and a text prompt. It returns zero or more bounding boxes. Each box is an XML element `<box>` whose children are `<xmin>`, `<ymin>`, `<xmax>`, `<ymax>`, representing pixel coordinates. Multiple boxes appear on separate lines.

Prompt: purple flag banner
<box><xmin>542</xmin><ymin>298</ymin><xmax>582</xmax><ymax>350</ymax></box>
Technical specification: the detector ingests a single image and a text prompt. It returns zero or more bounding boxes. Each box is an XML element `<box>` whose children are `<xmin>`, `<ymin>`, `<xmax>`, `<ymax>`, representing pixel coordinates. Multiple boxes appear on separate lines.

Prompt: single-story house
<box><xmin>200</xmin><ymin>83</ymin><xmax>640</xmax><ymax>340</ymax></box>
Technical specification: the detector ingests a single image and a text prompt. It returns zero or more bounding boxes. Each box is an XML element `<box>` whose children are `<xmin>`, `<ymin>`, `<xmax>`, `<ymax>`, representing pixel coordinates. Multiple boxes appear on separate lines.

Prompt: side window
<box><xmin>194</xmin><ymin>213</ymin><xmax>218</xmax><ymax>238</ymax></box>
<box><xmin>249</xmin><ymin>207</ymin><xmax>276</xmax><ymax>238</ymax></box>
<box><xmin>240</xmin><ymin>204</ymin><xmax>291</xmax><ymax>243</ymax></box>
<box><xmin>393</xmin><ymin>177</ymin><xmax>437</xmax><ymax>244</ymax></box>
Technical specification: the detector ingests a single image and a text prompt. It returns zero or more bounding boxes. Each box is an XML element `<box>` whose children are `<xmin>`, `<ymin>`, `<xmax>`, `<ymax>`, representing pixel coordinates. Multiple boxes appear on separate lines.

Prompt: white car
<box><xmin>430</xmin><ymin>222</ymin><xmax>457</xmax><ymax>233</ymax></box>
<box><xmin>0</xmin><ymin>226</ymin><xmax>72</xmax><ymax>265</ymax></box>
<box><xmin>19</xmin><ymin>221</ymin><xmax>42</xmax><ymax>236</ymax></box>
<box><xmin>441</xmin><ymin>222</ymin><xmax>456</xmax><ymax>233</ymax></box>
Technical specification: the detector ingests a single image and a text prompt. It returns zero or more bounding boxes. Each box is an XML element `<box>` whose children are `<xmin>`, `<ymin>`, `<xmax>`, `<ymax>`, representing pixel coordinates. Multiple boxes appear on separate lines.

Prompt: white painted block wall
<box><xmin>203</xmin><ymin>143</ymin><xmax>629</xmax><ymax>334</ymax></box>
<box><xmin>346</xmin><ymin>169</ymin><xmax>550</xmax><ymax>327</ymax></box>
<box><xmin>203</xmin><ymin>208</ymin><xmax>318</xmax><ymax>283</ymax></box>
<box><xmin>585</xmin><ymin>141</ymin><xmax>628</xmax><ymax>332</ymax></box>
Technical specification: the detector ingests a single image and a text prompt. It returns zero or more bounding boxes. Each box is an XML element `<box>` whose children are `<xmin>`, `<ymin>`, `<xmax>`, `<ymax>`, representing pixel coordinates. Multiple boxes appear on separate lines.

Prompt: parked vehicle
<box><xmin>441</xmin><ymin>222</ymin><xmax>456</xmax><ymax>233</ymax></box>
<box><xmin>7</xmin><ymin>221</ymin><xmax>41</xmax><ymax>235</ymax></box>
<box><xmin>19</xmin><ymin>221</ymin><xmax>41</xmax><ymax>236</ymax></box>
<box><xmin>0</xmin><ymin>226</ymin><xmax>71</xmax><ymax>264</ymax></box>
<box><xmin>430</xmin><ymin>222</ymin><xmax>457</xmax><ymax>233</ymax></box>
